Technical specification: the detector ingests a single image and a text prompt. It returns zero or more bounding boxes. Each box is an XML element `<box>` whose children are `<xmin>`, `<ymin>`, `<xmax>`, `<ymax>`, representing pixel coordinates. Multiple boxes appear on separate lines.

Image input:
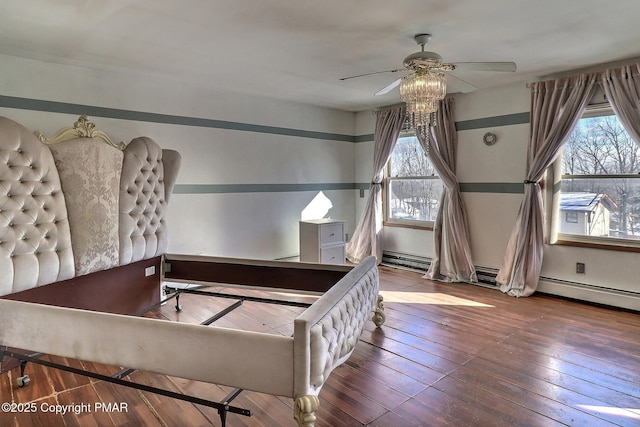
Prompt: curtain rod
<box><xmin>526</xmin><ymin>62</ymin><xmax>640</xmax><ymax>88</ymax></box>
<box><xmin>372</xmin><ymin>102</ymin><xmax>405</xmax><ymax>113</ymax></box>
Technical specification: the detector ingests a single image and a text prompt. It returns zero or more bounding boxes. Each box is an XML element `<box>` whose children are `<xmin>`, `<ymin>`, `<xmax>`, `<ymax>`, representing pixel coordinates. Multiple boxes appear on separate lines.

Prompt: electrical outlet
<box><xmin>576</xmin><ymin>262</ymin><xmax>585</xmax><ymax>274</ymax></box>
<box><xmin>145</xmin><ymin>266</ymin><xmax>156</xmax><ymax>277</ymax></box>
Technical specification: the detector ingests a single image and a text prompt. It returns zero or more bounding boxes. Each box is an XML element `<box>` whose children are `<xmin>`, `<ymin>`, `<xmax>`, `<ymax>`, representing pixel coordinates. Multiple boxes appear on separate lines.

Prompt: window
<box><xmin>385</xmin><ymin>133</ymin><xmax>443</xmax><ymax>227</ymax></box>
<box><xmin>566</xmin><ymin>211</ymin><xmax>578</xmax><ymax>223</ymax></box>
<box><xmin>553</xmin><ymin>106</ymin><xmax>640</xmax><ymax>247</ymax></box>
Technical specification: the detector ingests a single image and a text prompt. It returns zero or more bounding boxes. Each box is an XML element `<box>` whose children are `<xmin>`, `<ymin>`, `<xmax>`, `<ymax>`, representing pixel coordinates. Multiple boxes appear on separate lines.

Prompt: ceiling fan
<box><xmin>340</xmin><ymin>34</ymin><xmax>517</xmax><ymax>95</ymax></box>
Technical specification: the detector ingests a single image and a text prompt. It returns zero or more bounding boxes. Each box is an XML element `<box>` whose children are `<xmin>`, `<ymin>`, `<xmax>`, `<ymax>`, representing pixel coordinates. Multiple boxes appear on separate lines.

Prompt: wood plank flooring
<box><xmin>2</xmin><ymin>265</ymin><xmax>640</xmax><ymax>426</ymax></box>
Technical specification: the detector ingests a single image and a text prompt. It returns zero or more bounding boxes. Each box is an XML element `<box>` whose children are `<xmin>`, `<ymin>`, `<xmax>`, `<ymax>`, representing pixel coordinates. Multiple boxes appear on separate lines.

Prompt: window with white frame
<box><xmin>385</xmin><ymin>133</ymin><xmax>443</xmax><ymax>226</ymax></box>
<box><xmin>552</xmin><ymin>105</ymin><xmax>640</xmax><ymax>247</ymax></box>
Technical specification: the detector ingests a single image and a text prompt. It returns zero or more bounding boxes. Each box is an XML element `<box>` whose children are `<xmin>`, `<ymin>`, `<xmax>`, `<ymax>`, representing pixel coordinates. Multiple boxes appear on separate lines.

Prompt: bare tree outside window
<box><xmin>386</xmin><ymin>135</ymin><xmax>443</xmax><ymax>224</ymax></box>
<box><xmin>560</xmin><ymin>113</ymin><xmax>640</xmax><ymax>240</ymax></box>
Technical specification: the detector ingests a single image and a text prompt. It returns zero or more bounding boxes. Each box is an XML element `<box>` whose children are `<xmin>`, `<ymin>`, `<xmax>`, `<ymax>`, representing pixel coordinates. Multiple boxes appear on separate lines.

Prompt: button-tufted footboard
<box><xmin>292</xmin><ymin>255</ymin><xmax>383</xmax><ymax>427</ymax></box>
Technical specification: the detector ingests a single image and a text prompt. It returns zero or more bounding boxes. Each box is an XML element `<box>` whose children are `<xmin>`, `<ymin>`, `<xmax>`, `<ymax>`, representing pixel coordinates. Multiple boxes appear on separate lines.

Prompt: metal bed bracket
<box><xmin>0</xmin><ymin>347</ymin><xmax>44</xmax><ymax>388</ymax></box>
<box><xmin>1</xmin><ymin>350</ymin><xmax>252</xmax><ymax>425</ymax></box>
<box><xmin>164</xmin><ymin>286</ymin><xmax>313</xmax><ymax>309</ymax></box>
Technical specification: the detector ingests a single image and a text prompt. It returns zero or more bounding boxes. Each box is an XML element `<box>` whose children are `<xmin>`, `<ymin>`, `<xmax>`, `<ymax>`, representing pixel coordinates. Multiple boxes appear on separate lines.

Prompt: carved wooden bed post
<box><xmin>294</xmin><ymin>395</ymin><xmax>320</xmax><ymax>427</ymax></box>
<box><xmin>373</xmin><ymin>294</ymin><xmax>386</xmax><ymax>327</ymax></box>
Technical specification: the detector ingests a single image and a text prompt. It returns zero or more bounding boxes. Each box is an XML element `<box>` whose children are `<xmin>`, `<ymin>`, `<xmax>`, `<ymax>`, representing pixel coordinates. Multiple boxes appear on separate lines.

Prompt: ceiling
<box><xmin>2</xmin><ymin>0</ymin><xmax>640</xmax><ymax>112</ymax></box>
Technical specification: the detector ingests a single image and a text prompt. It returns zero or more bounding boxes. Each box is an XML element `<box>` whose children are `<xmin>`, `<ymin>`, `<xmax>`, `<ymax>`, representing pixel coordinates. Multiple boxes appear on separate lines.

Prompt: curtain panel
<box><xmin>496</xmin><ymin>73</ymin><xmax>597</xmax><ymax>297</ymax></box>
<box><xmin>602</xmin><ymin>64</ymin><xmax>640</xmax><ymax>144</ymax></box>
<box><xmin>417</xmin><ymin>98</ymin><xmax>476</xmax><ymax>282</ymax></box>
<box><xmin>346</xmin><ymin>104</ymin><xmax>406</xmax><ymax>263</ymax></box>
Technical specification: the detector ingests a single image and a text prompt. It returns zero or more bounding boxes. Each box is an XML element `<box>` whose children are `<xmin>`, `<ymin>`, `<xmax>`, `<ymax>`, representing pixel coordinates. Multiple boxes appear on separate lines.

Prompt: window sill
<box><xmin>554</xmin><ymin>237</ymin><xmax>640</xmax><ymax>253</ymax></box>
<box><xmin>383</xmin><ymin>221</ymin><xmax>434</xmax><ymax>231</ymax></box>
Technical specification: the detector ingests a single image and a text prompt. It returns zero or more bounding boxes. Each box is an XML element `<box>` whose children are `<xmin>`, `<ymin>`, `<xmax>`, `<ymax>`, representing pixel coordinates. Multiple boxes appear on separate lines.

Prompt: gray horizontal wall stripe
<box><xmin>174</xmin><ymin>183</ymin><xmax>362</xmax><ymax>194</ymax></box>
<box><xmin>354</xmin><ymin>133</ymin><xmax>374</xmax><ymax>143</ymax></box>
<box><xmin>355</xmin><ymin>112</ymin><xmax>530</xmax><ymax>140</ymax></box>
<box><xmin>459</xmin><ymin>182</ymin><xmax>524</xmax><ymax>194</ymax></box>
<box><xmin>0</xmin><ymin>95</ymin><xmax>355</xmax><ymax>142</ymax></box>
<box><xmin>456</xmin><ymin>112</ymin><xmax>530</xmax><ymax>131</ymax></box>
<box><xmin>174</xmin><ymin>182</ymin><xmax>523</xmax><ymax>194</ymax></box>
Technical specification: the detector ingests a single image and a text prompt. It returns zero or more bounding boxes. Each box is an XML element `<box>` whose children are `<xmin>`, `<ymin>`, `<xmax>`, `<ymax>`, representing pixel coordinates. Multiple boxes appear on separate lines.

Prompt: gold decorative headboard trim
<box><xmin>35</xmin><ymin>115</ymin><xmax>126</xmax><ymax>150</ymax></box>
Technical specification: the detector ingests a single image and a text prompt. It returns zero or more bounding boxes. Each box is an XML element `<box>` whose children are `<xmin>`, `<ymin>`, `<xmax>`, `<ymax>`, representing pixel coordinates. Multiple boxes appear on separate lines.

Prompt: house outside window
<box><xmin>385</xmin><ymin>133</ymin><xmax>443</xmax><ymax>227</ymax></box>
<box><xmin>552</xmin><ymin>106</ymin><xmax>640</xmax><ymax>248</ymax></box>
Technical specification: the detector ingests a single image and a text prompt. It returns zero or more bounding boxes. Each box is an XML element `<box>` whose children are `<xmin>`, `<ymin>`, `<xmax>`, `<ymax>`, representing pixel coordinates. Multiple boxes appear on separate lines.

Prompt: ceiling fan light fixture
<box><xmin>399</xmin><ymin>71</ymin><xmax>446</xmax><ymax>135</ymax></box>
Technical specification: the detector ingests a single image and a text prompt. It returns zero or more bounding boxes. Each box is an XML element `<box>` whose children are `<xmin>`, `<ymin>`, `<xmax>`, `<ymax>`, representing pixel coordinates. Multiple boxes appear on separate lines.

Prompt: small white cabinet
<box><xmin>299</xmin><ymin>219</ymin><xmax>346</xmax><ymax>265</ymax></box>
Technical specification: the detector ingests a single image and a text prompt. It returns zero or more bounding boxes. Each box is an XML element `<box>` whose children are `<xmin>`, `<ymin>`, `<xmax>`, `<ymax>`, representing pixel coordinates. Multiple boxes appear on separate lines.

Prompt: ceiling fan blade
<box><xmin>375</xmin><ymin>78</ymin><xmax>401</xmax><ymax>96</ymax></box>
<box><xmin>452</xmin><ymin>62</ymin><xmax>517</xmax><ymax>72</ymax></box>
<box><xmin>340</xmin><ymin>68</ymin><xmax>404</xmax><ymax>81</ymax></box>
<box><xmin>443</xmin><ymin>72</ymin><xmax>478</xmax><ymax>93</ymax></box>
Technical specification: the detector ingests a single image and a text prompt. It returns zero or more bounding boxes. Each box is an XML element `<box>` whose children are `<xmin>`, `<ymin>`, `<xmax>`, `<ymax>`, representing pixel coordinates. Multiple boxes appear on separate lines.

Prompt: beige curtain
<box><xmin>346</xmin><ymin>104</ymin><xmax>406</xmax><ymax>263</ymax></box>
<box><xmin>417</xmin><ymin>98</ymin><xmax>476</xmax><ymax>282</ymax></box>
<box><xmin>497</xmin><ymin>73</ymin><xmax>597</xmax><ymax>296</ymax></box>
<box><xmin>602</xmin><ymin>64</ymin><xmax>640</xmax><ymax>143</ymax></box>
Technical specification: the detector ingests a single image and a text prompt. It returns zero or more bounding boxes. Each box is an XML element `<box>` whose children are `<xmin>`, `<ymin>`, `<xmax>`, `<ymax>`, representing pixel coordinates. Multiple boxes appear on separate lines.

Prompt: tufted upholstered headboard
<box><xmin>0</xmin><ymin>115</ymin><xmax>181</xmax><ymax>296</ymax></box>
<box><xmin>0</xmin><ymin>117</ymin><xmax>75</xmax><ymax>296</ymax></box>
<box><xmin>120</xmin><ymin>136</ymin><xmax>181</xmax><ymax>265</ymax></box>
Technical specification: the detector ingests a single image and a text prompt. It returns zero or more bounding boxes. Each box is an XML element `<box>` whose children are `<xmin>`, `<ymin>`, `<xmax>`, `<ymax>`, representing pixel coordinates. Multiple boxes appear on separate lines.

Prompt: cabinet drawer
<box><xmin>320</xmin><ymin>245</ymin><xmax>345</xmax><ymax>265</ymax></box>
<box><xmin>319</xmin><ymin>223</ymin><xmax>343</xmax><ymax>245</ymax></box>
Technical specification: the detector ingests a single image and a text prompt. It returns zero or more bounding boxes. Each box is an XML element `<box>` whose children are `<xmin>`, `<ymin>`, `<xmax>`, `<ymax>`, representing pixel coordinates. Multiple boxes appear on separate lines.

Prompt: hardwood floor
<box><xmin>2</xmin><ymin>265</ymin><xmax>640</xmax><ymax>426</ymax></box>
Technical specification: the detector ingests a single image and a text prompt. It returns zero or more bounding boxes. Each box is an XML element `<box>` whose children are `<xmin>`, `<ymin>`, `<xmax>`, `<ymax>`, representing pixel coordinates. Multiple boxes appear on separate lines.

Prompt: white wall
<box><xmin>0</xmin><ymin>54</ymin><xmax>357</xmax><ymax>260</ymax></box>
<box><xmin>454</xmin><ymin>82</ymin><xmax>530</xmax><ymax>268</ymax></box>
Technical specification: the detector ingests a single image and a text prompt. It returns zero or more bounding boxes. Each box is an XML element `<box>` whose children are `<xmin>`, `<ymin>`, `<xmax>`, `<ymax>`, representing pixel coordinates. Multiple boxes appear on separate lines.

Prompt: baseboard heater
<box><xmin>537</xmin><ymin>276</ymin><xmax>640</xmax><ymax>312</ymax></box>
<box><xmin>381</xmin><ymin>251</ymin><xmax>431</xmax><ymax>272</ymax></box>
<box><xmin>382</xmin><ymin>251</ymin><xmax>640</xmax><ymax>311</ymax></box>
<box><xmin>381</xmin><ymin>251</ymin><xmax>498</xmax><ymax>289</ymax></box>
